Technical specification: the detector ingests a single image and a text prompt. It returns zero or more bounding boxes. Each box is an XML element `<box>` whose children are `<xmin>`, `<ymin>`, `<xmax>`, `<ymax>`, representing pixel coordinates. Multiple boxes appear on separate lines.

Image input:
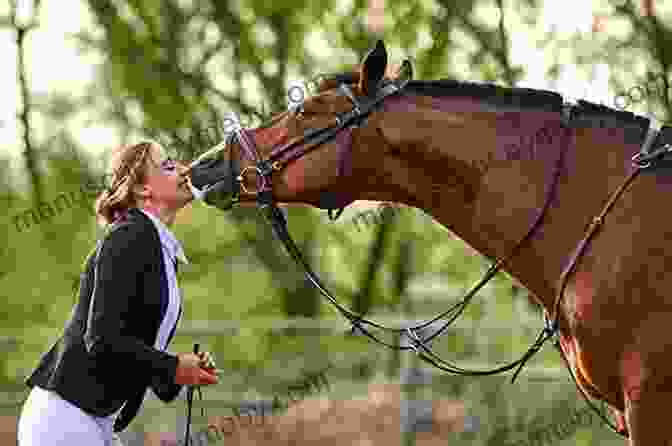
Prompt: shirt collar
<box><xmin>138</xmin><ymin>208</ymin><xmax>189</xmax><ymax>265</ymax></box>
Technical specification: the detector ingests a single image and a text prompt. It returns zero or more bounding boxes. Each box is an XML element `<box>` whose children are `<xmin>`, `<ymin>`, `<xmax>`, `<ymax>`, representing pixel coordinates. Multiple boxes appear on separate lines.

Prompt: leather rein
<box><xmin>213</xmin><ymin>75</ymin><xmax>672</xmax><ymax>438</ymax></box>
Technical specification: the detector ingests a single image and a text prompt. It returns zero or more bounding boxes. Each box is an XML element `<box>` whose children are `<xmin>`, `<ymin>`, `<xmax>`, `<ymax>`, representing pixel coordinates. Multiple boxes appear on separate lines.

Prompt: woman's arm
<box><xmin>83</xmin><ymin>223</ymin><xmax>178</xmax><ymax>390</ymax></box>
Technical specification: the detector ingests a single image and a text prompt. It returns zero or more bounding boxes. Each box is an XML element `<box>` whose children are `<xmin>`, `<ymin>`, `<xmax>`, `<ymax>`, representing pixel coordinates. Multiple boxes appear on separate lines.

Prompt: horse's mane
<box><xmin>316</xmin><ymin>72</ymin><xmax>651</xmax><ymax>135</ymax></box>
<box><xmin>407</xmin><ymin>79</ymin><xmax>564</xmax><ymax>111</ymax></box>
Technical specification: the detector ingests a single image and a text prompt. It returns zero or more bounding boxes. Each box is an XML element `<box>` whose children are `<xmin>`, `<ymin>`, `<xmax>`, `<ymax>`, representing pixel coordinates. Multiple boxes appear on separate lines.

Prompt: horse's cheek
<box><xmin>283</xmin><ymin>160</ymin><xmax>307</xmax><ymax>194</ymax></box>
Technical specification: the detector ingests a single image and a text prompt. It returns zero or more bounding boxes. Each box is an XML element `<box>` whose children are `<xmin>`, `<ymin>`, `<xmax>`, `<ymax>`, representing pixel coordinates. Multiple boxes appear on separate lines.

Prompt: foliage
<box><xmin>2</xmin><ymin>0</ymin><xmax>670</xmax><ymax>444</ymax></box>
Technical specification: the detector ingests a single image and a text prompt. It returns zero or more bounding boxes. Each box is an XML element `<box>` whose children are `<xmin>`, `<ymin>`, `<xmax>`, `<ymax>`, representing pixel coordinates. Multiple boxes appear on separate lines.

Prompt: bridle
<box><xmin>189</xmin><ymin>66</ymin><xmax>414</xmax><ymax>218</ymax></box>
<box><xmin>188</xmin><ymin>69</ymin><xmax>672</xmax><ymax>439</ymax></box>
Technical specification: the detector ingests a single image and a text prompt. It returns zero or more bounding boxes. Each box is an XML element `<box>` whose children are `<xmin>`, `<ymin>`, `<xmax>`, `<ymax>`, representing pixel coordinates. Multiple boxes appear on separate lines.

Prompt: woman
<box><xmin>17</xmin><ymin>140</ymin><xmax>219</xmax><ymax>446</ymax></box>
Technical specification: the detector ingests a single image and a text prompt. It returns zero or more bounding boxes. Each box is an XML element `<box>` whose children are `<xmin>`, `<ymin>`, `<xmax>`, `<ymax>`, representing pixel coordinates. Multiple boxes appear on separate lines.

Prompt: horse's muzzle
<box><xmin>188</xmin><ymin>143</ymin><xmax>240</xmax><ymax>211</ymax></box>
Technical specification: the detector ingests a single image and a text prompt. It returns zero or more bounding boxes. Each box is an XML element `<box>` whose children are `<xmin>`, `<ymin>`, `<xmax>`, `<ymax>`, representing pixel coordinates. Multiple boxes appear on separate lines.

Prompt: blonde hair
<box><xmin>94</xmin><ymin>140</ymin><xmax>156</xmax><ymax>227</ymax></box>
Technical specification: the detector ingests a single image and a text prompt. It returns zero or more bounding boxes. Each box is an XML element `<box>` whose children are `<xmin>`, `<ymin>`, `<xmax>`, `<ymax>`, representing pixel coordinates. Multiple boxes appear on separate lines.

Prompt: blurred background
<box><xmin>1</xmin><ymin>0</ymin><xmax>671</xmax><ymax>444</ymax></box>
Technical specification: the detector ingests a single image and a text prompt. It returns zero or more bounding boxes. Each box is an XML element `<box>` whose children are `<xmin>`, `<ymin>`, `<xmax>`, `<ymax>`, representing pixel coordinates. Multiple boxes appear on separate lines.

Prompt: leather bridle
<box><xmin>189</xmin><ymin>71</ymin><xmax>672</xmax><ymax>439</ymax></box>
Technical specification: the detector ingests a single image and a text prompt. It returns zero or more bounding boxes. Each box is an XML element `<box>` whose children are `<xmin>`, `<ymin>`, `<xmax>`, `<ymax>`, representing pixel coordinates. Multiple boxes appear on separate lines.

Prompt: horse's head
<box><xmin>188</xmin><ymin>40</ymin><xmax>413</xmax><ymax>212</ymax></box>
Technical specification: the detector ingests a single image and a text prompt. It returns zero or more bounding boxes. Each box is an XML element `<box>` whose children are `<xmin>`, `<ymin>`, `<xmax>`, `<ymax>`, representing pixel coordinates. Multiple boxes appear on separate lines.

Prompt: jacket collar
<box><xmin>132</xmin><ymin>208</ymin><xmax>189</xmax><ymax>265</ymax></box>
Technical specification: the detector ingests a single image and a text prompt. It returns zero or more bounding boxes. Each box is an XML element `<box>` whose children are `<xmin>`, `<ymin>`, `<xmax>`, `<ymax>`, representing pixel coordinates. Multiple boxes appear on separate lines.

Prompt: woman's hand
<box><xmin>175</xmin><ymin>352</ymin><xmax>219</xmax><ymax>385</ymax></box>
<box><xmin>197</xmin><ymin>351</ymin><xmax>216</xmax><ymax>371</ymax></box>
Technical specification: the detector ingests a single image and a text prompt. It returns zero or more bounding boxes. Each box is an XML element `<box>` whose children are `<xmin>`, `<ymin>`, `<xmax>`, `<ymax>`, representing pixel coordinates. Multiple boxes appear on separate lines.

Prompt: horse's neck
<box><xmin>376</xmin><ymin>95</ymin><xmax>641</xmax><ymax>311</ymax></box>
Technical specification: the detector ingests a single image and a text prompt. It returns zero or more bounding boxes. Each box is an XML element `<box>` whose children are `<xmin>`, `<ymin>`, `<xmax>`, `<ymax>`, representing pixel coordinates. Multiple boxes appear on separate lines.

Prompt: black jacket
<box><xmin>25</xmin><ymin>207</ymin><xmax>183</xmax><ymax>432</ymax></box>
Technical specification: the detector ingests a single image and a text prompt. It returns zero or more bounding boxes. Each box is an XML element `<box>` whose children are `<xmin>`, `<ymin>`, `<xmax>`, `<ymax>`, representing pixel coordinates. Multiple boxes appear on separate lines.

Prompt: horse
<box><xmin>188</xmin><ymin>40</ymin><xmax>672</xmax><ymax>445</ymax></box>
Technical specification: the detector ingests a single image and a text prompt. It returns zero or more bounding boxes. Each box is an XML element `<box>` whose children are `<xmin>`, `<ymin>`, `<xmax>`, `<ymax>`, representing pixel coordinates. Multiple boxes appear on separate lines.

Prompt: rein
<box><xmin>184</xmin><ymin>343</ymin><xmax>204</xmax><ymax>446</ymax></box>
<box><xmin>207</xmin><ymin>75</ymin><xmax>671</xmax><ymax>439</ymax></box>
<box><xmin>225</xmin><ymin>76</ymin><xmax>569</xmax><ymax>373</ymax></box>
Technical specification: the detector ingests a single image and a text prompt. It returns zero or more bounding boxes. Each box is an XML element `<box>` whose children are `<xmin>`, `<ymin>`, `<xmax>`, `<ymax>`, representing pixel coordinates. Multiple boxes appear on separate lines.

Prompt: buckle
<box><xmin>257</xmin><ymin>159</ymin><xmax>275</xmax><ymax>177</ymax></box>
<box><xmin>543</xmin><ymin>312</ymin><xmax>559</xmax><ymax>338</ymax></box>
<box><xmin>632</xmin><ymin>143</ymin><xmax>672</xmax><ymax>169</ymax></box>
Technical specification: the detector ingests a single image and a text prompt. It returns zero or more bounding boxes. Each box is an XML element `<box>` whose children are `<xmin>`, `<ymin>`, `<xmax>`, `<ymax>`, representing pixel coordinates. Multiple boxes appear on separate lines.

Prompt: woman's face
<box><xmin>140</xmin><ymin>143</ymin><xmax>193</xmax><ymax>210</ymax></box>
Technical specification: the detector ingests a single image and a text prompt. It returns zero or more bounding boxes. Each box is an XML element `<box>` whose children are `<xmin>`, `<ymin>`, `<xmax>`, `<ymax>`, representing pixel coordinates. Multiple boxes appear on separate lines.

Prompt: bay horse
<box><xmin>188</xmin><ymin>40</ymin><xmax>672</xmax><ymax>445</ymax></box>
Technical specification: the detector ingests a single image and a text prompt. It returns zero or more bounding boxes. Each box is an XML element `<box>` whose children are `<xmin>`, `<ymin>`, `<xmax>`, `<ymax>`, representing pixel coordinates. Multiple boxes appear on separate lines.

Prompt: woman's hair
<box><xmin>94</xmin><ymin>140</ymin><xmax>156</xmax><ymax>227</ymax></box>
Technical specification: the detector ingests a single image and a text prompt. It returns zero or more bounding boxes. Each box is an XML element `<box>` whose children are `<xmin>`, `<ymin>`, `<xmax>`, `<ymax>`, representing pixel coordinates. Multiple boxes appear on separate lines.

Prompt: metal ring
<box><xmin>631</xmin><ymin>152</ymin><xmax>651</xmax><ymax>169</ymax></box>
<box><xmin>237</xmin><ymin>166</ymin><xmax>257</xmax><ymax>194</ymax></box>
<box><xmin>405</xmin><ymin>328</ymin><xmax>422</xmax><ymax>353</ymax></box>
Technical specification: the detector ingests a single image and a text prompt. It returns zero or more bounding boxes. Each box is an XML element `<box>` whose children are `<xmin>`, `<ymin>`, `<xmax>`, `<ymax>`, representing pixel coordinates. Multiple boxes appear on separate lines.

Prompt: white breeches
<box><xmin>17</xmin><ymin>386</ymin><xmax>124</xmax><ymax>446</ymax></box>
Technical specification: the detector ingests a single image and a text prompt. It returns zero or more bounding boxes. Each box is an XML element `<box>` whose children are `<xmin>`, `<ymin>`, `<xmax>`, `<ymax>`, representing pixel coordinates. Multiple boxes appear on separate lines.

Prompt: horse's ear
<box><xmin>359</xmin><ymin>40</ymin><xmax>387</xmax><ymax>96</ymax></box>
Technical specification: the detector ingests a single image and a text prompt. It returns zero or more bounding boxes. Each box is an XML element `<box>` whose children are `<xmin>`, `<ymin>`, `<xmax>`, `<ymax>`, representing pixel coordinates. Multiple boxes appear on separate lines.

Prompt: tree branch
<box><xmin>11</xmin><ymin>0</ymin><xmax>43</xmax><ymax>206</ymax></box>
<box><xmin>495</xmin><ymin>0</ymin><xmax>516</xmax><ymax>86</ymax></box>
